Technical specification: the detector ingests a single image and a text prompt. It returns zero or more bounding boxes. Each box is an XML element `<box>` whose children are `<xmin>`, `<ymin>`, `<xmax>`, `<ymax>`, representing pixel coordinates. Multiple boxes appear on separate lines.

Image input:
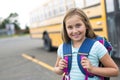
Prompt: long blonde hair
<box><xmin>61</xmin><ymin>8</ymin><xmax>96</xmax><ymax>43</ymax></box>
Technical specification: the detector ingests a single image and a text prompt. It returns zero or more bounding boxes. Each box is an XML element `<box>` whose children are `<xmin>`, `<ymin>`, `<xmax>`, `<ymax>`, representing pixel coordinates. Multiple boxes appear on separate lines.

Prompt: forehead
<box><xmin>65</xmin><ymin>15</ymin><xmax>82</xmax><ymax>23</ymax></box>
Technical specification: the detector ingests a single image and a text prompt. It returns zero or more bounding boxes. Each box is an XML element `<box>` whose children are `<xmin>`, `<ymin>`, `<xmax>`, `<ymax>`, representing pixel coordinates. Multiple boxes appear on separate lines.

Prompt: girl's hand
<box><xmin>81</xmin><ymin>57</ymin><xmax>93</xmax><ymax>72</ymax></box>
<box><xmin>58</xmin><ymin>59</ymin><xmax>67</xmax><ymax>70</ymax></box>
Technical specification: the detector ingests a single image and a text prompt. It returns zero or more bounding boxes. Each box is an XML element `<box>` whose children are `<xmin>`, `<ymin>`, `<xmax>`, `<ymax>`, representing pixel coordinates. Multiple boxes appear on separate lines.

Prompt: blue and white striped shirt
<box><xmin>57</xmin><ymin>41</ymin><xmax>107</xmax><ymax>80</ymax></box>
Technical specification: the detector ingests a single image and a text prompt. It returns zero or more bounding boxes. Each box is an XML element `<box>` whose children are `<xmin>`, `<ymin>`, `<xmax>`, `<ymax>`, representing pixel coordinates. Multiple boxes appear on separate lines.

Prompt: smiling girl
<box><xmin>54</xmin><ymin>8</ymin><xmax>119</xmax><ymax>80</ymax></box>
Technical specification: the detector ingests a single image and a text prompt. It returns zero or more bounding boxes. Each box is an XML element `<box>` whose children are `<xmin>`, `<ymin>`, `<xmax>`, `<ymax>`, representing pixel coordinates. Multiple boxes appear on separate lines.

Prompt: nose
<box><xmin>72</xmin><ymin>27</ymin><xmax>77</xmax><ymax>33</ymax></box>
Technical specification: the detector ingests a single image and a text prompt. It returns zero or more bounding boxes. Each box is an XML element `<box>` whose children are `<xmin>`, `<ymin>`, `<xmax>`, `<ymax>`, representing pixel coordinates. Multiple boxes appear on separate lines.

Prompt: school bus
<box><xmin>29</xmin><ymin>0</ymin><xmax>120</xmax><ymax>58</ymax></box>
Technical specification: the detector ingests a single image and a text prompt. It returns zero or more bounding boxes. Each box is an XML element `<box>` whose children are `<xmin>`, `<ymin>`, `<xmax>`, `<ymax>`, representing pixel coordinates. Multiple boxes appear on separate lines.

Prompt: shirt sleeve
<box><xmin>57</xmin><ymin>44</ymin><xmax>63</xmax><ymax>58</ymax></box>
<box><xmin>93</xmin><ymin>41</ymin><xmax>108</xmax><ymax>59</ymax></box>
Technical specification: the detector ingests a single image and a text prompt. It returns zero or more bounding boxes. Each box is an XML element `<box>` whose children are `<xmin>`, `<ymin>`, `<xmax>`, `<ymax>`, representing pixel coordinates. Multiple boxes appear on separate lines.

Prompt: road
<box><xmin>0</xmin><ymin>35</ymin><xmax>61</xmax><ymax>80</ymax></box>
<box><xmin>0</xmin><ymin>35</ymin><xmax>119</xmax><ymax>80</ymax></box>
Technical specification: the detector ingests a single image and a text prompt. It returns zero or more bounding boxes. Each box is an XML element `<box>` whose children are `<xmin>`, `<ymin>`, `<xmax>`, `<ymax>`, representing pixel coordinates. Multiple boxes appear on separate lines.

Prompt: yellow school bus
<box><xmin>29</xmin><ymin>0</ymin><xmax>120</xmax><ymax>58</ymax></box>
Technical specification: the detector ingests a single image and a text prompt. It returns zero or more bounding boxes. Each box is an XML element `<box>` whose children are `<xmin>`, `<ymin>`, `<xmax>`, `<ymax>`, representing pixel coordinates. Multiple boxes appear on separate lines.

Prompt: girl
<box><xmin>54</xmin><ymin>8</ymin><xmax>119</xmax><ymax>80</ymax></box>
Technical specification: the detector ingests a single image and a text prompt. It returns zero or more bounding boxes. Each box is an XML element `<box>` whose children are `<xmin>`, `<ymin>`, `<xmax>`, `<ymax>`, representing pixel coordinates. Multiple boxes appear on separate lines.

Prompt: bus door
<box><xmin>105</xmin><ymin>0</ymin><xmax>120</xmax><ymax>58</ymax></box>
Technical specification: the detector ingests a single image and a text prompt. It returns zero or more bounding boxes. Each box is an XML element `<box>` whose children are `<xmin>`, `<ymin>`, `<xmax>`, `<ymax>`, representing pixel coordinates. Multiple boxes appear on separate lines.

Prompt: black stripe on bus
<box><xmin>89</xmin><ymin>15</ymin><xmax>101</xmax><ymax>19</ymax></box>
<box><xmin>82</xmin><ymin>3</ymin><xmax>100</xmax><ymax>9</ymax></box>
<box><xmin>31</xmin><ymin>31</ymin><xmax>60</xmax><ymax>34</ymax></box>
<box><xmin>40</xmin><ymin>23</ymin><xmax>61</xmax><ymax>27</ymax></box>
<box><xmin>94</xmin><ymin>28</ymin><xmax>103</xmax><ymax>31</ymax></box>
<box><xmin>48</xmin><ymin>31</ymin><xmax>61</xmax><ymax>34</ymax></box>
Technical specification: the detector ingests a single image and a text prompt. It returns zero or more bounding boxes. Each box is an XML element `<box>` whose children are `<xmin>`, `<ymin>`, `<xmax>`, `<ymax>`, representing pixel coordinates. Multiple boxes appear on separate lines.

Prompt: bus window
<box><xmin>75</xmin><ymin>0</ymin><xmax>84</xmax><ymax>8</ymax></box>
<box><xmin>59</xmin><ymin>0</ymin><xmax>66</xmax><ymax>14</ymax></box>
<box><xmin>85</xmin><ymin>0</ymin><xmax>100</xmax><ymax>7</ymax></box>
<box><xmin>66</xmin><ymin>0</ymin><xmax>75</xmax><ymax>10</ymax></box>
<box><xmin>48</xmin><ymin>3</ymin><xmax>53</xmax><ymax>18</ymax></box>
<box><xmin>106</xmin><ymin>0</ymin><xmax>114</xmax><ymax>13</ymax></box>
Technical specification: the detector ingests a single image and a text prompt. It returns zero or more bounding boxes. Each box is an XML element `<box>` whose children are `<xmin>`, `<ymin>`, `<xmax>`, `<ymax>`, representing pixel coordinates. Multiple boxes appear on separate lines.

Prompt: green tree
<box><xmin>8</xmin><ymin>13</ymin><xmax>18</xmax><ymax>18</ymax></box>
<box><xmin>0</xmin><ymin>12</ymin><xmax>20</xmax><ymax>30</ymax></box>
<box><xmin>7</xmin><ymin>13</ymin><xmax>20</xmax><ymax>30</ymax></box>
<box><xmin>0</xmin><ymin>19</ymin><xmax>10</xmax><ymax>29</ymax></box>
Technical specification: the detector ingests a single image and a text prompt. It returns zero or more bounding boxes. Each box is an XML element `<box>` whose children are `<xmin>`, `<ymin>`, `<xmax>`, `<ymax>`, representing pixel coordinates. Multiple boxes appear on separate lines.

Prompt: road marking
<box><xmin>22</xmin><ymin>53</ymin><xmax>54</xmax><ymax>71</ymax></box>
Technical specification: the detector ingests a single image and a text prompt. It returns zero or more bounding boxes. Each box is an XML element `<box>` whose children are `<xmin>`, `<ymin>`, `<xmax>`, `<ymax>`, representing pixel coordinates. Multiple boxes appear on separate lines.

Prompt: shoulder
<box><xmin>91</xmin><ymin>41</ymin><xmax>108</xmax><ymax>59</ymax></box>
<box><xmin>94</xmin><ymin>41</ymin><xmax>103</xmax><ymax>46</ymax></box>
<box><xmin>57</xmin><ymin>43</ymin><xmax>64</xmax><ymax>58</ymax></box>
<box><xmin>92</xmin><ymin>41</ymin><xmax>107</xmax><ymax>50</ymax></box>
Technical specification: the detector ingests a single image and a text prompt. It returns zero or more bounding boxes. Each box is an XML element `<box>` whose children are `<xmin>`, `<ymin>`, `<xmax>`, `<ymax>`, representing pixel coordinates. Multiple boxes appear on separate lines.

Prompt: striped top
<box><xmin>57</xmin><ymin>41</ymin><xmax>107</xmax><ymax>80</ymax></box>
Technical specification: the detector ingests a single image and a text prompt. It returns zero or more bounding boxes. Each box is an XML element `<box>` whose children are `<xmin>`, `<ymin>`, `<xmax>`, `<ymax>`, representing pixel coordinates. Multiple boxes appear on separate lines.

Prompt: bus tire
<box><xmin>43</xmin><ymin>34</ymin><xmax>52</xmax><ymax>51</ymax></box>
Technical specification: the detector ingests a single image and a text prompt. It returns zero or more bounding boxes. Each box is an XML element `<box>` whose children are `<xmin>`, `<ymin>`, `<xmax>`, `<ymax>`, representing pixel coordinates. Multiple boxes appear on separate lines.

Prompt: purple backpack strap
<box><xmin>62</xmin><ymin>56</ymin><xmax>70</xmax><ymax>80</ymax></box>
<box><xmin>63</xmin><ymin>56</ymin><xmax>69</xmax><ymax>74</ymax></box>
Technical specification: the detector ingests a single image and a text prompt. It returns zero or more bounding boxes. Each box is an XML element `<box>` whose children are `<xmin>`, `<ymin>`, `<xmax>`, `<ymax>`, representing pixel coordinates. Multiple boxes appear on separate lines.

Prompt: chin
<box><xmin>72</xmin><ymin>39</ymin><xmax>81</xmax><ymax>41</ymax></box>
<box><xmin>74</xmin><ymin>38</ymin><xmax>83</xmax><ymax>41</ymax></box>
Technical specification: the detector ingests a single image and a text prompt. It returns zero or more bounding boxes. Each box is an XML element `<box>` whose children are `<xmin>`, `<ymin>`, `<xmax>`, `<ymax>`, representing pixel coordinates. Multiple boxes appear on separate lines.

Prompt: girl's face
<box><xmin>65</xmin><ymin>15</ymin><xmax>86</xmax><ymax>42</ymax></box>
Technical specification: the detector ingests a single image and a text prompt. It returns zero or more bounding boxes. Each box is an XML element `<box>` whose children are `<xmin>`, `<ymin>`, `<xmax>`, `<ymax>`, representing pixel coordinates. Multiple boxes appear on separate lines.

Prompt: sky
<box><xmin>0</xmin><ymin>0</ymin><xmax>49</xmax><ymax>29</ymax></box>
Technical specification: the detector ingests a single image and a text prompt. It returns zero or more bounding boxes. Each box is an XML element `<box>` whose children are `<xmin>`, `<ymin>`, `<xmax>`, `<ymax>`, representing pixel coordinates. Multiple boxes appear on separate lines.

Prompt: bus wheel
<box><xmin>43</xmin><ymin>34</ymin><xmax>52</xmax><ymax>51</ymax></box>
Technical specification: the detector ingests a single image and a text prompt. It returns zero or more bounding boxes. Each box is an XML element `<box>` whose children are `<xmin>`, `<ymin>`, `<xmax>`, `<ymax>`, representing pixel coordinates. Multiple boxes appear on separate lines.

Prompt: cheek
<box><xmin>66</xmin><ymin>30</ymin><xmax>71</xmax><ymax>35</ymax></box>
<box><xmin>66</xmin><ymin>28</ymin><xmax>70</xmax><ymax>33</ymax></box>
<box><xmin>80</xmin><ymin>27</ymin><xmax>86</xmax><ymax>32</ymax></box>
<box><xmin>66</xmin><ymin>30</ymin><xmax>72</xmax><ymax>37</ymax></box>
<box><xmin>78</xmin><ymin>28</ymin><xmax>87</xmax><ymax>36</ymax></box>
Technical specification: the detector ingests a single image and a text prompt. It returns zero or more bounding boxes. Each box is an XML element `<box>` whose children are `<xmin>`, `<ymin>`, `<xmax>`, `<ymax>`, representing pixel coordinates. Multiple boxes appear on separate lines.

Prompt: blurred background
<box><xmin>0</xmin><ymin>0</ymin><xmax>120</xmax><ymax>80</ymax></box>
<box><xmin>0</xmin><ymin>0</ymin><xmax>49</xmax><ymax>36</ymax></box>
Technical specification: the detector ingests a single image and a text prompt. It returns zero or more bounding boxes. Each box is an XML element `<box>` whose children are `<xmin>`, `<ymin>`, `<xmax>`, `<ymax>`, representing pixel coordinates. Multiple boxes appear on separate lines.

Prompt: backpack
<box><xmin>62</xmin><ymin>36</ymin><xmax>112</xmax><ymax>80</ymax></box>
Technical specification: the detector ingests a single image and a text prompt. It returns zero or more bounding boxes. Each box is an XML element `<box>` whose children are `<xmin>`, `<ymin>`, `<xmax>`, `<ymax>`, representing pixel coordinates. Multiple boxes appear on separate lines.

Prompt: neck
<box><xmin>72</xmin><ymin>37</ymin><xmax>86</xmax><ymax>48</ymax></box>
